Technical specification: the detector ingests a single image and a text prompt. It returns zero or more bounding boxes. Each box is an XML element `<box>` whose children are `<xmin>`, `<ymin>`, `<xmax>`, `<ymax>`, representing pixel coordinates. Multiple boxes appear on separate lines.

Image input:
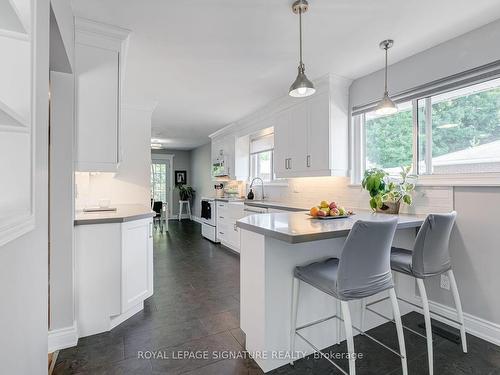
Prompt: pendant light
<box><xmin>289</xmin><ymin>0</ymin><xmax>315</xmax><ymax>98</ymax></box>
<box><xmin>375</xmin><ymin>39</ymin><xmax>397</xmax><ymax>115</ymax></box>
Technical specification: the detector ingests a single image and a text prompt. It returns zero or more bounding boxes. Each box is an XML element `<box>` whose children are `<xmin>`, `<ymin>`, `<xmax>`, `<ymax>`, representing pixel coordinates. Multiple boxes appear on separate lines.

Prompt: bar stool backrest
<box><xmin>412</xmin><ymin>211</ymin><xmax>457</xmax><ymax>278</ymax></box>
<box><xmin>337</xmin><ymin>218</ymin><xmax>398</xmax><ymax>300</ymax></box>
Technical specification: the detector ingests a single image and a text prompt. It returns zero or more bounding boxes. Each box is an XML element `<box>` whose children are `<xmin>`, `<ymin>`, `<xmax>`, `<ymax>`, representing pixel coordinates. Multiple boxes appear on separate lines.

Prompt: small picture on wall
<box><xmin>175</xmin><ymin>170</ymin><xmax>187</xmax><ymax>186</ymax></box>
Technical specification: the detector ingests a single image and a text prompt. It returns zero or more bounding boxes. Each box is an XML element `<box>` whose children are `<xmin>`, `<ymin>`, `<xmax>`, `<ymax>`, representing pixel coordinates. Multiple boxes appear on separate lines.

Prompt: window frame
<box><xmin>352</xmin><ymin>73</ymin><xmax>500</xmax><ymax>187</ymax></box>
<box><xmin>249</xmin><ymin>148</ymin><xmax>275</xmax><ymax>183</ymax></box>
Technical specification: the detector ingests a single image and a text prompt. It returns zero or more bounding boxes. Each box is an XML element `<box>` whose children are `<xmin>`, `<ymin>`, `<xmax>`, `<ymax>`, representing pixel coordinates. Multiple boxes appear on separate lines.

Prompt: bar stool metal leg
<box><xmin>417</xmin><ymin>278</ymin><xmax>433</xmax><ymax>375</ymax></box>
<box><xmin>389</xmin><ymin>289</ymin><xmax>408</xmax><ymax>375</ymax></box>
<box><xmin>448</xmin><ymin>270</ymin><xmax>467</xmax><ymax>353</ymax></box>
<box><xmin>360</xmin><ymin>298</ymin><xmax>366</xmax><ymax>333</ymax></box>
<box><xmin>340</xmin><ymin>301</ymin><xmax>356</xmax><ymax>375</ymax></box>
<box><xmin>289</xmin><ymin>277</ymin><xmax>300</xmax><ymax>365</ymax></box>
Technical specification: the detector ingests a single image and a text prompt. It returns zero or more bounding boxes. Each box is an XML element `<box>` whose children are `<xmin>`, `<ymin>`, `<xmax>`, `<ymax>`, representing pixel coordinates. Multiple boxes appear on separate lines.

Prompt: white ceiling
<box><xmin>71</xmin><ymin>0</ymin><xmax>500</xmax><ymax>150</ymax></box>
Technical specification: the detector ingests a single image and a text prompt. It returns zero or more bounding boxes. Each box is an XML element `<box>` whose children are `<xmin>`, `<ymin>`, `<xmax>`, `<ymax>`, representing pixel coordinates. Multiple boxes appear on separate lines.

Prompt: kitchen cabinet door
<box><xmin>307</xmin><ymin>92</ymin><xmax>331</xmax><ymax>173</ymax></box>
<box><xmin>121</xmin><ymin>218</ymin><xmax>153</xmax><ymax>312</ymax></box>
<box><xmin>75</xmin><ymin>43</ymin><xmax>120</xmax><ymax>172</ymax></box>
<box><xmin>288</xmin><ymin>102</ymin><xmax>308</xmax><ymax>173</ymax></box>
<box><xmin>274</xmin><ymin>110</ymin><xmax>290</xmax><ymax>177</ymax></box>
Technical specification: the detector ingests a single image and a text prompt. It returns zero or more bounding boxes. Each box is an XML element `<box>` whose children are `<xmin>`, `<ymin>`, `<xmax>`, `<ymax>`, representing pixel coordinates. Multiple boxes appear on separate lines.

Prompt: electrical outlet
<box><xmin>440</xmin><ymin>274</ymin><xmax>450</xmax><ymax>290</ymax></box>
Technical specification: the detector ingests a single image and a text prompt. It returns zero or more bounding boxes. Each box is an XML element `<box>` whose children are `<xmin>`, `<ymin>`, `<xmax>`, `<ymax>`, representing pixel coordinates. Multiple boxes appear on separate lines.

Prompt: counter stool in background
<box><xmin>178</xmin><ymin>200</ymin><xmax>192</xmax><ymax>221</ymax></box>
<box><xmin>290</xmin><ymin>219</ymin><xmax>408</xmax><ymax>375</ymax></box>
<box><xmin>363</xmin><ymin>212</ymin><xmax>466</xmax><ymax>375</ymax></box>
<box><xmin>152</xmin><ymin>201</ymin><xmax>163</xmax><ymax>231</ymax></box>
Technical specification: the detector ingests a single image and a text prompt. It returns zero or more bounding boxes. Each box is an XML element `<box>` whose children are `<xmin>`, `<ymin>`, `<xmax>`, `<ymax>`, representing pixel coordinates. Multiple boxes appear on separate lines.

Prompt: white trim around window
<box><xmin>351</xmin><ymin>67</ymin><xmax>500</xmax><ymax>187</ymax></box>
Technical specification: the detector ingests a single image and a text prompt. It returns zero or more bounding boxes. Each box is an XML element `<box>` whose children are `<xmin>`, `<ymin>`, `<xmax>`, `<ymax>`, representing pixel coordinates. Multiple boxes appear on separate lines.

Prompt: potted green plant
<box><xmin>361</xmin><ymin>166</ymin><xmax>417</xmax><ymax>214</ymax></box>
<box><xmin>177</xmin><ymin>184</ymin><xmax>195</xmax><ymax>202</ymax></box>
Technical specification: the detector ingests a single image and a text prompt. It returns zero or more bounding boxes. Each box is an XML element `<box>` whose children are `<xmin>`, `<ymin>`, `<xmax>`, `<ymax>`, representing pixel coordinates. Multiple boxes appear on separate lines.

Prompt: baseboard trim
<box><xmin>48</xmin><ymin>322</ymin><xmax>78</xmax><ymax>353</ymax></box>
<box><xmin>110</xmin><ymin>302</ymin><xmax>144</xmax><ymax>330</ymax></box>
<box><xmin>413</xmin><ymin>296</ymin><xmax>500</xmax><ymax>346</ymax></box>
<box><xmin>192</xmin><ymin>216</ymin><xmax>202</xmax><ymax>224</ymax></box>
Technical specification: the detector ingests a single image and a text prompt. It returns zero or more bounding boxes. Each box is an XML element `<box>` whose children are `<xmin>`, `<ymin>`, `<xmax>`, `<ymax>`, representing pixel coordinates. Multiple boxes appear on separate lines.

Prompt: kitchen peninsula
<box><xmin>237</xmin><ymin>211</ymin><xmax>425</xmax><ymax>372</ymax></box>
<box><xmin>74</xmin><ymin>205</ymin><xmax>155</xmax><ymax>337</ymax></box>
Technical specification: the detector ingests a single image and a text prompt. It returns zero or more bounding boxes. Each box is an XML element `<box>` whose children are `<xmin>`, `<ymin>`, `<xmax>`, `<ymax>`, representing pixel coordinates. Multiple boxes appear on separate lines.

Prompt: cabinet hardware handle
<box><xmin>219</xmin><ymin>216</ymin><xmax>224</xmax><ymax>219</ymax></box>
<box><xmin>219</xmin><ymin>232</ymin><xmax>224</xmax><ymax>235</ymax></box>
<box><xmin>149</xmin><ymin>222</ymin><xmax>153</xmax><ymax>238</ymax></box>
<box><xmin>288</xmin><ymin>158</ymin><xmax>292</xmax><ymax>169</ymax></box>
<box><xmin>285</xmin><ymin>159</ymin><xmax>288</xmax><ymax>170</ymax></box>
<box><xmin>234</xmin><ymin>224</ymin><xmax>237</xmax><ymax>231</ymax></box>
<box><xmin>307</xmin><ymin>155</ymin><xmax>311</xmax><ymax>167</ymax></box>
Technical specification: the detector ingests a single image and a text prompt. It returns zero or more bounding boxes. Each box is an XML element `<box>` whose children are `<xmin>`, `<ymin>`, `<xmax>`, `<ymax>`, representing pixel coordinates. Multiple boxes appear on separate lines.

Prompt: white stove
<box><xmin>200</xmin><ymin>198</ymin><xmax>219</xmax><ymax>243</ymax></box>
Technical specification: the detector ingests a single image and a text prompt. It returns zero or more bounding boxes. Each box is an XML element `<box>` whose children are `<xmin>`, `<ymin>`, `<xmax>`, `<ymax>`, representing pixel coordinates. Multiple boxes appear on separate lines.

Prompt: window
<box><xmin>418</xmin><ymin>78</ymin><xmax>500</xmax><ymax>174</ymax></box>
<box><xmin>363</xmin><ymin>101</ymin><xmax>413</xmax><ymax>175</ymax></box>
<box><xmin>151</xmin><ymin>162</ymin><xmax>168</xmax><ymax>202</ymax></box>
<box><xmin>354</xmin><ymin>76</ymin><xmax>500</xmax><ymax>183</ymax></box>
<box><xmin>249</xmin><ymin>133</ymin><xmax>274</xmax><ymax>182</ymax></box>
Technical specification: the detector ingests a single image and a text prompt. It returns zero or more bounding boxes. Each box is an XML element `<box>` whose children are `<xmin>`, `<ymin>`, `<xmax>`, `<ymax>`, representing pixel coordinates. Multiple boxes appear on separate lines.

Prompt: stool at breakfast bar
<box><xmin>178</xmin><ymin>200</ymin><xmax>192</xmax><ymax>221</ymax></box>
<box><xmin>290</xmin><ymin>218</ymin><xmax>408</xmax><ymax>375</ymax></box>
<box><xmin>361</xmin><ymin>212</ymin><xmax>467</xmax><ymax>375</ymax></box>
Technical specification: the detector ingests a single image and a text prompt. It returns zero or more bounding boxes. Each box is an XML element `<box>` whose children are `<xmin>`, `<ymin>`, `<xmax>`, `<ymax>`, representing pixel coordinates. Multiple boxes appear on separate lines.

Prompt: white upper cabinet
<box><xmin>74</xmin><ymin>18</ymin><xmax>130</xmax><ymax>172</ymax></box>
<box><xmin>75</xmin><ymin>44</ymin><xmax>119</xmax><ymax>171</ymax></box>
<box><xmin>274</xmin><ymin>75</ymin><xmax>351</xmax><ymax>178</ymax></box>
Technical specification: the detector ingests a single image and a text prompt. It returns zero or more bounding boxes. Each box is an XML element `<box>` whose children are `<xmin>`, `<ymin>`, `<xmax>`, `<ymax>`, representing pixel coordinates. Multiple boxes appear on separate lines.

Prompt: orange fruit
<box><xmin>310</xmin><ymin>207</ymin><xmax>319</xmax><ymax>217</ymax></box>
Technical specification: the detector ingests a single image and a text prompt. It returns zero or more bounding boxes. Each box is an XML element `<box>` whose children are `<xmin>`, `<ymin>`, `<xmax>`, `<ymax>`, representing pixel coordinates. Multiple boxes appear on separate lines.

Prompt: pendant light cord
<box><xmin>299</xmin><ymin>8</ymin><xmax>303</xmax><ymax>66</ymax></box>
<box><xmin>384</xmin><ymin>45</ymin><xmax>388</xmax><ymax>93</ymax></box>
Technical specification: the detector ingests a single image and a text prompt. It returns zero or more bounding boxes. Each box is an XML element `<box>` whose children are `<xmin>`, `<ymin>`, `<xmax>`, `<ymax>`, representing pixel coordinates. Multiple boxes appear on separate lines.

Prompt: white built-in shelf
<box><xmin>0</xmin><ymin>98</ymin><xmax>29</xmax><ymax>132</ymax></box>
<box><xmin>0</xmin><ymin>0</ymin><xmax>28</xmax><ymax>40</ymax></box>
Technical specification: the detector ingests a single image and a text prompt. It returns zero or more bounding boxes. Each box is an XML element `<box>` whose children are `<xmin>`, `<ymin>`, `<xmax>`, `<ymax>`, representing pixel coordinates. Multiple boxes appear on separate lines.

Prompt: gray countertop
<box><xmin>236</xmin><ymin>210</ymin><xmax>425</xmax><ymax>244</ymax></box>
<box><xmin>211</xmin><ymin>198</ymin><xmax>308</xmax><ymax>212</ymax></box>
<box><xmin>74</xmin><ymin>204</ymin><xmax>155</xmax><ymax>226</ymax></box>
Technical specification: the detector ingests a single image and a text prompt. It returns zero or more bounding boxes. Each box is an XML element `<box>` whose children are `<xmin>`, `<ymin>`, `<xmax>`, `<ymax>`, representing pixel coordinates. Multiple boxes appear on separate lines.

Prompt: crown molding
<box><xmin>74</xmin><ymin>16</ymin><xmax>131</xmax><ymax>41</ymax></box>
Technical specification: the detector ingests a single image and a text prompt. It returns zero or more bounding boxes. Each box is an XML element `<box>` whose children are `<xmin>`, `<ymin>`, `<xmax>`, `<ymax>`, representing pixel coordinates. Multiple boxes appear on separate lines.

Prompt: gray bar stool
<box><xmin>363</xmin><ymin>212</ymin><xmax>467</xmax><ymax>375</ymax></box>
<box><xmin>290</xmin><ymin>219</ymin><xmax>408</xmax><ymax>375</ymax></box>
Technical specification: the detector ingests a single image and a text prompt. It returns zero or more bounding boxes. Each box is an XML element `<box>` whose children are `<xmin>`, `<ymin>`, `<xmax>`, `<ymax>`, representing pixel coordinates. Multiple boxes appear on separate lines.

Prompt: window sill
<box><xmin>350</xmin><ymin>173</ymin><xmax>500</xmax><ymax>187</ymax></box>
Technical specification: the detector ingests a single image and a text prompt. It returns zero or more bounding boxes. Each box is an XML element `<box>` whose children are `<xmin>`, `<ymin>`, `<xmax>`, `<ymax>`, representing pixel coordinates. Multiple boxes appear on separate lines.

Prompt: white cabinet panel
<box><xmin>288</xmin><ymin>103</ymin><xmax>308</xmax><ymax>173</ymax></box>
<box><xmin>121</xmin><ymin>218</ymin><xmax>153</xmax><ymax>312</ymax></box>
<box><xmin>307</xmin><ymin>92</ymin><xmax>331</xmax><ymax>173</ymax></box>
<box><xmin>75</xmin><ymin>43</ymin><xmax>119</xmax><ymax>172</ymax></box>
<box><xmin>273</xmin><ymin>110</ymin><xmax>289</xmax><ymax>177</ymax></box>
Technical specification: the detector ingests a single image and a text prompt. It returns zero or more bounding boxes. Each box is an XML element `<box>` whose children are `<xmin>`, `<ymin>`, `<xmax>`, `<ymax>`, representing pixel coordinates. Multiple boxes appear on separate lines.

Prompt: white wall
<box><xmin>49</xmin><ymin>71</ymin><xmax>75</xmax><ymax>332</ymax></box>
<box><xmin>50</xmin><ymin>0</ymin><xmax>74</xmax><ymax>72</ymax></box>
<box><xmin>75</xmin><ymin>107</ymin><xmax>152</xmax><ymax>209</ymax></box>
<box><xmin>189</xmin><ymin>142</ymin><xmax>212</xmax><ymax>218</ymax></box>
<box><xmin>350</xmin><ymin>18</ymin><xmax>500</xmax><ymax>108</ymax></box>
<box><xmin>0</xmin><ymin>0</ymin><xmax>50</xmax><ymax>373</ymax></box>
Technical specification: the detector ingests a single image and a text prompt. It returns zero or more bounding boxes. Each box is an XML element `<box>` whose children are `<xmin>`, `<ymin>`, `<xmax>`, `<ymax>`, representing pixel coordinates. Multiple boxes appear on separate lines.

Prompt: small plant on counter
<box><xmin>361</xmin><ymin>166</ymin><xmax>417</xmax><ymax>214</ymax></box>
<box><xmin>177</xmin><ymin>184</ymin><xmax>195</xmax><ymax>201</ymax></box>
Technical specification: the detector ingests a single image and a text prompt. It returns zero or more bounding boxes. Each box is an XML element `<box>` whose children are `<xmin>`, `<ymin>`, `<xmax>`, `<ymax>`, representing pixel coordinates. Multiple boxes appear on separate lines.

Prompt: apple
<box><xmin>320</xmin><ymin>201</ymin><xmax>329</xmax><ymax>208</ymax></box>
<box><xmin>329</xmin><ymin>202</ymin><xmax>337</xmax><ymax>210</ymax></box>
<box><xmin>338</xmin><ymin>207</ymin><xmax>346</xmax><ymax>216</ymax></box>
<box><xmin>330</xmin><ymin>208</ymin><xmax>340</xmax><ymax>216</ymax></box>
<box><xmin>317</xmin><ymin>210</ymin><xmax>326</xmax><ymax>217</ymax></box>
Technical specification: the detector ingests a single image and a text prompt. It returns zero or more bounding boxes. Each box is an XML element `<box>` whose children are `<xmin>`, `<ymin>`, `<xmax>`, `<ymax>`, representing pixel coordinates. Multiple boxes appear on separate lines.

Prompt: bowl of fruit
<box><xmin>309</xmin><ymin>201</ymin><xmax>354</xmax><ymax>220</ymax></box>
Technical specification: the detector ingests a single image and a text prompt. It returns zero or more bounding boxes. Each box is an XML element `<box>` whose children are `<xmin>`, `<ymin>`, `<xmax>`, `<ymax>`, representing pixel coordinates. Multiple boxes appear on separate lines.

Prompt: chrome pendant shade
<box><xmin>289</xmin><ymin>0</ymin><xmax>315</xmax><ymax>98</ymax></box>
<box><xmin>375</xmin><ymin>39</ymin><xmax>397</xmax><ymax>115</ymax></box>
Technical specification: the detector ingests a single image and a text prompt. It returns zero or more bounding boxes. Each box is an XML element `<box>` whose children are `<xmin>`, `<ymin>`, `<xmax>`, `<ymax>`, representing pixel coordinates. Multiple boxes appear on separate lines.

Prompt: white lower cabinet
<box><xmin>216</xmin><ymin>202</ymin><xmax>244</xmax><ymax>253</ymax></box>
<box><xmin>75</xmin><ymin>218</ymin><xmax>153</xmax><ymax>337</ymax></box>
<box><xmin>121</xmin><ymin>219</ymin><xmax>154</xmax><ymax>312</ymax></box>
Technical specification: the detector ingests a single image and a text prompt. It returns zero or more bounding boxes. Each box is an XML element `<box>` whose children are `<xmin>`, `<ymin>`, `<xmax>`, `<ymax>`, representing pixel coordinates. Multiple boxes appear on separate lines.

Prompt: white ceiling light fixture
<box><xmin>375</xmin><ymin>39</ymin><xmax>397</xmax><ymax>115</ymax></box>
<box><xmin>289</xmin><ymin>0</ymin><xmax>315</xmax><ymax>98</ymax></box>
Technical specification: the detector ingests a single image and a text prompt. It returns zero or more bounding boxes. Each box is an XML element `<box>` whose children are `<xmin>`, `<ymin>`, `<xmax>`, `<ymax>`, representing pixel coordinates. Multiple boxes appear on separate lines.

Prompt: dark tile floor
<box><xmin>55</xmin><ymin>221</ymin><xmax>500</xmax><ymax>374</ymax></box>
